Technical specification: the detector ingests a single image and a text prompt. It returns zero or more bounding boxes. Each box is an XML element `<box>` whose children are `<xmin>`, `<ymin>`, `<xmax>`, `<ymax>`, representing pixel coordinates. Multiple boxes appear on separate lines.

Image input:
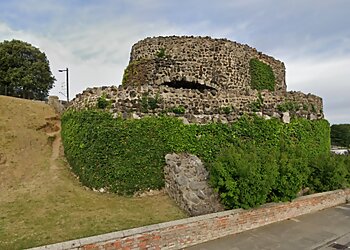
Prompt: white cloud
<box><xmin>286</xmin><ymin>56</ymin><xmax>350</xmax><ymax>124</ymax></box>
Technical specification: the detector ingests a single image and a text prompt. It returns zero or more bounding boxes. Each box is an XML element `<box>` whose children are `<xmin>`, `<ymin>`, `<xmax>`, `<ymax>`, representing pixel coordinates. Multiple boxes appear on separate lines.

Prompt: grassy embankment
<box><xmin>0</xmin><ymin>95</ymin><xmax>186</xmax><ymax>249</ymax></box>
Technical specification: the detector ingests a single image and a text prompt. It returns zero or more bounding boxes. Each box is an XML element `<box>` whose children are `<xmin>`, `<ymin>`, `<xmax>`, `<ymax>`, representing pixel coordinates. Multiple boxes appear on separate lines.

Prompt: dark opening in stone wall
<box><xmin>162</xmin><ymin>81</ymin><xmax>217</xmax><ymax>91</ymax></box>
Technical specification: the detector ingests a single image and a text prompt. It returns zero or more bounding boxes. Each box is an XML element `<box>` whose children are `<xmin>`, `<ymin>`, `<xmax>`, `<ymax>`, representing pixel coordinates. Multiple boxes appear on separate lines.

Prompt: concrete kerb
<box><xmin>27</xmin><ymin>189</ymin><xmax>350</xmax><ymax>250</ymax></box>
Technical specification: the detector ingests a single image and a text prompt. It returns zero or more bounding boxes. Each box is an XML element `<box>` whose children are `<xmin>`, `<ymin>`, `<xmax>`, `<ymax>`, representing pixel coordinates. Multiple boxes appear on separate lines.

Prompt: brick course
<box><xmin>29</xmin><ymin>189</ymin><xmax>350</xmax><ymax>250</ymax></box>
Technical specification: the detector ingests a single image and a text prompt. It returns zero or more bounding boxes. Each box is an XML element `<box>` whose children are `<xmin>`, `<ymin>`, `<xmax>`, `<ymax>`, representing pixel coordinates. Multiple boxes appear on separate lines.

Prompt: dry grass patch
<box><xmin>0</xmin><ymin>96</ymin><xmax>186</xmax><ymax>249</ymax></box>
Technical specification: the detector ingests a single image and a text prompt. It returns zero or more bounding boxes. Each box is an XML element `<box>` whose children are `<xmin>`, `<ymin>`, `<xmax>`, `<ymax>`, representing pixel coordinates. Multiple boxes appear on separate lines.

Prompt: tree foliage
<box><xmin>331</xmin><ymin>124</ymin><xmax>350</xmax><ymax>147</ymax></box>
<box><xmin>0</xmin><ymin>39</ymin><xmax>55</xmax><ymax>100</ymax></box>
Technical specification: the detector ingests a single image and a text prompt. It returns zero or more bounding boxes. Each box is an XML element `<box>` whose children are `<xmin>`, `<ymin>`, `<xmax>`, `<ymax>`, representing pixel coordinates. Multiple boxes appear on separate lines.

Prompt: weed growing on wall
<box><xmin>249</xmin><ymin>92</ymin><xmax>264</xmax><ymax>112</ymax></box>
<box><xmin>140</xmin><ymin>92</ymin><xmax>162</xmax><ymax>112</ymax></box>
<box><xmin>96</xmin><ymin>94</ymin><xmax>112</xmax><ymax>109</ymax></box>
<box><xmin>168</xmin><ymin>105</ymin><xmax>186</xmax><ymax>115</ymax></box>
<box><xmin>156</xmin><ymin>48</ymin><xmax>166</xmax><ymax>58</ymax></box>
<box><xmin>249</xmin><ymin>58</ymin><xmax>275</xmax><ymax>91</ymax></box>
<box><xmin>220</xmin><ymin>106</ymin><xmax>233</xmax><ymax>115</ymax></box>
<box><xmin>277</xmin><ymin>102</ymin><xmax>300</xmax><ymax>112</ymax></box>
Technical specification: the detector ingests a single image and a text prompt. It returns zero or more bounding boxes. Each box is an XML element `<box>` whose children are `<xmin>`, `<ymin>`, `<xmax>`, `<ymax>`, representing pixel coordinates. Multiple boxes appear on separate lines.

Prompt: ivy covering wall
<box><xmin>61</xmin><ymin>110</ymin><xmax>347</xmax><ymax>209</ymax></box>
<box><xmin>249</xmin><ymin>58</ymin><xmax>276</xmax><ymax>91</ymax></box>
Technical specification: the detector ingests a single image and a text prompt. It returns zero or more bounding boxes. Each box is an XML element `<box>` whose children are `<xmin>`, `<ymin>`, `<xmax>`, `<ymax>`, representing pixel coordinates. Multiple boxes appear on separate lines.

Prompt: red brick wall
<box><xmin>30</xmin><ymin>189</ymin><xmax>350</xmax><ymax>250</ymax></box>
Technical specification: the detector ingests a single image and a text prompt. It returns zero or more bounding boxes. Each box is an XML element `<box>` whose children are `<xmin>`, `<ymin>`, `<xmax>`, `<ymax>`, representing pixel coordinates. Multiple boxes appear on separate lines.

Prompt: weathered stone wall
<box><xmin>69</xmin><ymin>36</ymin><xmax>324</xmax><ymax>124</ymax></box>
<box><xmin>164</xmin><ymin>153</ymin><xmax>224</xmax><ymax>216</ymax></box>
<box><xmin>124</xmin><ymin>36</ymin><xmax>286</xmax><ymax>92</ymax></box>
<box><xmin>70</xmin><ymin>85</ymin><xmax>324</xmax><ymax>124</ymax></box>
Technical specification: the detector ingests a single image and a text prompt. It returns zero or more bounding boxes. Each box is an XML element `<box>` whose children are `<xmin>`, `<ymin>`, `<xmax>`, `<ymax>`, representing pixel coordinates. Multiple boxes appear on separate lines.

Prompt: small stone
<box><xmin>132</xmin><ymin>113</ymin><xmax>141</xmax><ymax>119</ymax></box>
<box><xmin>282</xmin><ymin>112</ymin><xmax>290</xmax><ymax>123</ymax></box>
<box><xmin>178</xmin><ymin>117</ymin><xmax>189</xmax><ymax>125</ymax></box>
<box><xmin>220</xmin><ymin>116</ymin><xmax>228</xmax><ymax>124</ymax></box>
<box><xmin>176</xmin><ymin>175</ymin><xmax>188</xmax><ymax>186</ymax></box>
<box><xmin>309</xmin><ymin>113</ymin><xmax>317</xmax><ymax>120</ymax></box>
<box><xmin>189</xmin><ymin>182</ymin><xmax>206</xmax><ymax>191</ymax></box>
<box><xmin>256</xmin><ymin>112</ymin><xmax>263</xmax><ymax>117</ymax></box>
<box><xmin>272</xmin><ymin>112</ymin><xmax>281</xmax><ymax>119</ymax></box>
<box><xmin>184</xmin><ymin>192</ymin><xmax>201</xmax><ymax>205</ymax></box>
<box><xmin>197</xmin><ymin>190</ymin><xmax>206</xmax><ymax>200</ymax></box>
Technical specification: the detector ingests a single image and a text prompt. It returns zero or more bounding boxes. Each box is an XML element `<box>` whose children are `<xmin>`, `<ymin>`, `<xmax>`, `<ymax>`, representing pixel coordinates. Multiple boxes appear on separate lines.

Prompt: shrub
<box><xmin>308</xmin><ymin>154</ymin><xmax>349</xmax><ymax>192</ymax></box>
<box><xmin>61</xmin><ymin>111</ymin><xmax>332</xmax><ymax>205</ymax></box>
<box><xmin>210</xmin><ymin>143</ymin><xmax>278</xmax><ymax>209</ymax></box>
<box><xmin>270</xmin><ymin>148</ymin><xmax>310</xmax><ymax>201</ymax></box>
<box><xmin>156</xmin><ymin>48</ymin><xmax>166</xmax><ymax>58</ymax></box>
<box><xmin>249</xmin><ymin>58</ymin><xmax>275</xmax><ymax>91</ymax></box>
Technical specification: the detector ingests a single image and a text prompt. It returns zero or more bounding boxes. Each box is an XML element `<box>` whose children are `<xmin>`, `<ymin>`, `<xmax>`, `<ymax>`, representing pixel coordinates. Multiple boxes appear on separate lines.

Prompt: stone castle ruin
<box><xmin>69</xmin><ymin>36</ymin><xmax>325</xmax><ymax>216</ymax></box>
<box><xmin>70</xmin><ymin>36</ymin><xmax>324</xmax><ymax>124</ymax></box>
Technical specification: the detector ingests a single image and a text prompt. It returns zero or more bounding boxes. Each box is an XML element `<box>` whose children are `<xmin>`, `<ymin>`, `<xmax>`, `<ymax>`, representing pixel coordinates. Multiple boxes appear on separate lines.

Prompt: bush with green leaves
<box><xmin>62</xmin><ymin>110</ymin><xmax>336</xmax><ymax>208</ymax></box>
<box><xmin>269</xmin><ymin>147</ymin><xmax>310</xmax><ymax>202</ymax></box>
<box><xmin>209</xmin><ymin>143</ymin><xmax>278</xmax><ymax>209</ymax></box>
<box><xmin>308</xmin><ymin>154</ymin><xmax>349</xmax><ymax>192</ymax></box>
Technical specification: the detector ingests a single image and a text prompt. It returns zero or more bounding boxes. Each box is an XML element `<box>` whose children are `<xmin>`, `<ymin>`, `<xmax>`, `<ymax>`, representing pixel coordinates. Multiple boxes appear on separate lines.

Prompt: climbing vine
<box><xmin>249</xmin><ymin>58</ymin><xmax>276</xmax><ymax>91</ymax></box>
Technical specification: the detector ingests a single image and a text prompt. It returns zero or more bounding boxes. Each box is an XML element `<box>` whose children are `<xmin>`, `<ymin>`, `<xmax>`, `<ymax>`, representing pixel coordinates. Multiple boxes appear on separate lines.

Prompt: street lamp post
<box><xmin>58</xmin><ymin>67</ymin><xmax>69</xmax><ymax>102</ymax></box>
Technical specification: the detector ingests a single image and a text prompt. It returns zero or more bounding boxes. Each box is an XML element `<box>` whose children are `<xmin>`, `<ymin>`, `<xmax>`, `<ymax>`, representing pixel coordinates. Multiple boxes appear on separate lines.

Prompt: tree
<box><xmin>331</xmin><ymin>124</ymin><xmax>350</xmax><ymax>147</ymax></box>
<box><xmin>0</xmin><ymin>39</ymin><xmax>55</xmax><ymax>100</ymax></box>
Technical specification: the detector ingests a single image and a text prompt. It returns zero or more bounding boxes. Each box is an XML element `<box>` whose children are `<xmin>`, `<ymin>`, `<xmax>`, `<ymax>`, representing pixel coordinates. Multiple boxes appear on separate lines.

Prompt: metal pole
<box><xmin>66</xmin><ymin>67</ymin><xmax>69</xmax><ymax>102</ymax></box>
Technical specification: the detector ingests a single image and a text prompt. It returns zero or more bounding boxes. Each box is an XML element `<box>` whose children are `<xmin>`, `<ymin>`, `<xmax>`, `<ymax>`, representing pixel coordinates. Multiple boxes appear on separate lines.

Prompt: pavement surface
<box><xmin>187</xmin><ymin>203</ymin><xmax>350</xmax><ymax>250</ymax></box>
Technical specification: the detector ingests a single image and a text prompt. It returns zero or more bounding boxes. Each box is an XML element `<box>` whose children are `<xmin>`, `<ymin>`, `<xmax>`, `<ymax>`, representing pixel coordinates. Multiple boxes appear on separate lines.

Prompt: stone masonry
<box><xmin>67</xmin><ymin>36</ymin><xmax>325</xmax><ymax>215</ymax></box>
<box><xmin>164</xmin><ymin>153</ymin><xmax>224</xmax><ymax>216</ymax></box>
<box><xmin>125</xmin><ymin>36</ymin><xmax>286</xmax><ymax>92</ymax></box>
<box><xmin>69</xmin><ymin>36</ymin><xmax>324</xmax><ymax>124</ymax></box>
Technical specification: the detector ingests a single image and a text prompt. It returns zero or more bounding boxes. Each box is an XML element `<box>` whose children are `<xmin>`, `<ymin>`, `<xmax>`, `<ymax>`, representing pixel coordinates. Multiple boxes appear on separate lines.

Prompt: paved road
<box><xmin>187</xmin><ymin>203</ymin><xmax>350</xmax><ymax>250</ymax></box>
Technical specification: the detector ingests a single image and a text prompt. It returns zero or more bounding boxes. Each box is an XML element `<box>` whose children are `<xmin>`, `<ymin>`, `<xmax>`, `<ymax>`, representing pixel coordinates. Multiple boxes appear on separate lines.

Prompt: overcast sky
<box><xmin>0</xmin><ymin>0</ymin><xmax>349</xmax><ymax>124</ymax></box>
